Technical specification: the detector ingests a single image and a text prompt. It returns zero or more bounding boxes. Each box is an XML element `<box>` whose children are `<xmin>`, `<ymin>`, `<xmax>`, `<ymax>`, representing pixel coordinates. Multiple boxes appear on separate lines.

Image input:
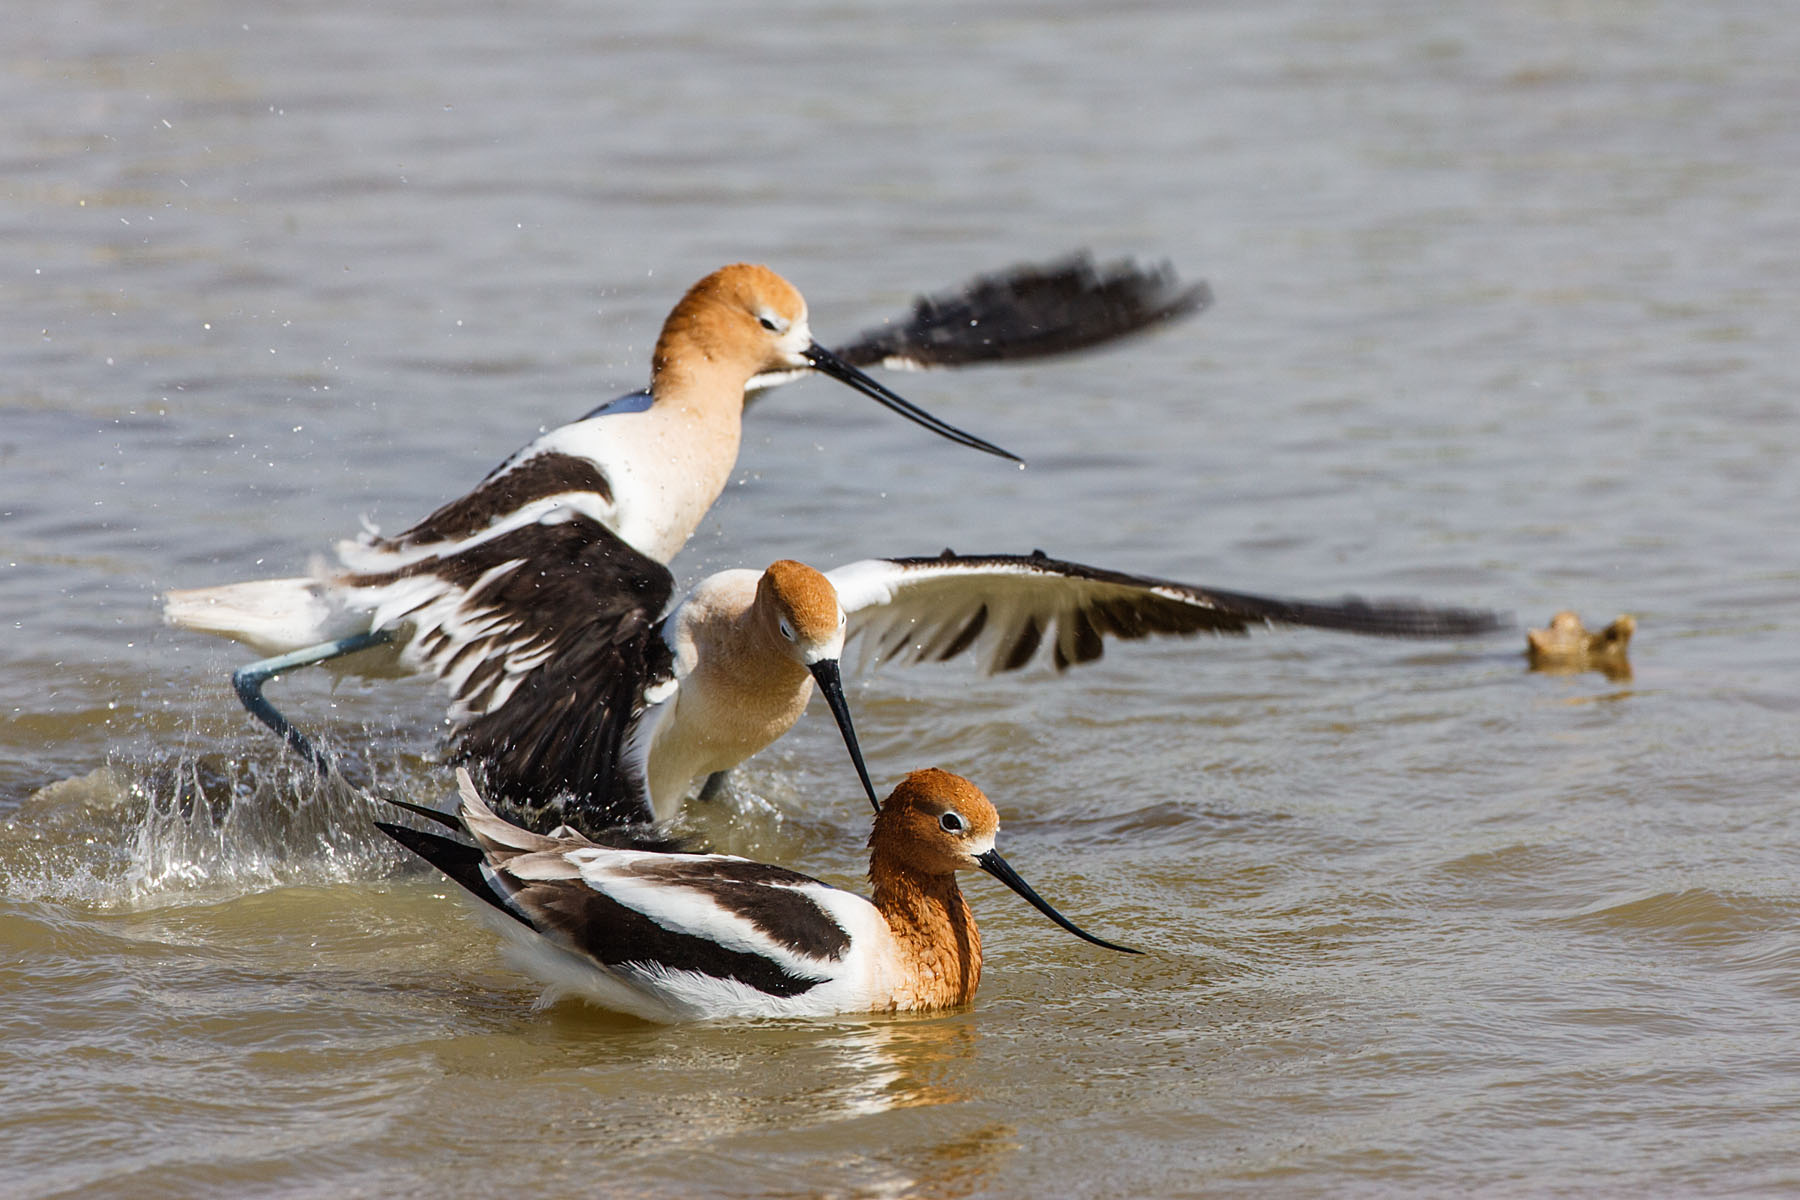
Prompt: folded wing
<box><xmin>381</xmin><ymin>773</ymin><xmax>855</xmax><ymax>1005</ymax></box>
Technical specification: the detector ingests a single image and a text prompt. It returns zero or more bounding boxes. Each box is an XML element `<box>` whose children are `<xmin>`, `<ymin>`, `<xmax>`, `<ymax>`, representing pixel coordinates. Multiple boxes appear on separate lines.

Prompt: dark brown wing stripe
<box><xmin>1001</xmin><ymin>615</ymin><xmax>1043</xmax><ymax>672</ymax></box>
<box><xmin>1064</xmin><ymin>606</ymin><xmax>1106</xmax><ymax>668</ymax></box>
<box><xmin>523</xmin><ymin>879</ymin><xmax>828</xmax><ymax>998</ymax></box>
<box><xmin>630</xmin><ymin>859</ymin><xmax>852</xmax><ymax>960</ymax></box>
<box><xmin>379</xmin><ymin>452</ymin><xmax>616</xmax><ymax>550</ymax></box>
<box><xmin>938</xmin><ymin>603</ymin><xmax>988</xmax><ymax>661</ymax></box>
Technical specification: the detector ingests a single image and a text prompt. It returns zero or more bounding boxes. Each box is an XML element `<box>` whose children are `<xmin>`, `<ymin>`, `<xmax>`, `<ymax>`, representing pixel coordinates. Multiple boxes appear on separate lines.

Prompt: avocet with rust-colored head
<box><xmin>164</xmin><ymin>262</ymin><xmax>1017</xmax><ymax>645</ymax></box>
<box><xmin>379</xmin><ymin>767</ymin><xmax>1137</xmax><ymax>1022</ymax></box>
<box><xmin>162</xmin><ymin>256</ymin><xmax>1205</xmax><ymax>650</ymax></box>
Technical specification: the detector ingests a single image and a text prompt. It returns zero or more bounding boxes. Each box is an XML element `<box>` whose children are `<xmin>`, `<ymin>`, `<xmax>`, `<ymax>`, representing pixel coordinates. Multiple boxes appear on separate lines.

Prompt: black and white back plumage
<box><xmin>363</xmin><ymin>449</ymin><xmax>623</xmax><ymax>558</ymax></box>
<box><xmin>378</xmin><ymin>770</ymin><xmax>886</xmax><ymax>1023</ymax></box>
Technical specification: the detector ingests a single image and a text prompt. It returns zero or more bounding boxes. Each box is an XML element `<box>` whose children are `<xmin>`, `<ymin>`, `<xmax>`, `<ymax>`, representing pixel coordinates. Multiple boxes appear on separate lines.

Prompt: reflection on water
<box><xmin>414</xmin><ymin>1003</ymin><xmax>1013</xmax><ymax>1196</ymax></box>
<box><xmin>884</xmin><ymin>1120</ymin><xmax>1020</xmax><ymax>1200</ymax></box>
<box><xmin>805</xmin><ymin>1018</ymin><xmax>982</xmax><ymax>1118</ymax></box>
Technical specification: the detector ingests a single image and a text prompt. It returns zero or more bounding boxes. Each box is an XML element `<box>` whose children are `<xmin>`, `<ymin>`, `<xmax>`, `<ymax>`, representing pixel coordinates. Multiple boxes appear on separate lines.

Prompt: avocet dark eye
<box><xmin>758</xmin><ymin>315</ymin><xmax>781</xmax><ymax>332</ymax></box>
<box><xmin>939</xmin><ymin>811</ymin><xmax>966</xmax><ymax>834</ymax></box>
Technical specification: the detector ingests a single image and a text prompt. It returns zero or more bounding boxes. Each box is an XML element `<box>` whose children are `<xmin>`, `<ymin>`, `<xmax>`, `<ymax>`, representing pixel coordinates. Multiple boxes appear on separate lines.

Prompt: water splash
<box><xmin>0</xmin><ymin>750</ymin><xmax>428</xmax><ymax>910</ymax></box>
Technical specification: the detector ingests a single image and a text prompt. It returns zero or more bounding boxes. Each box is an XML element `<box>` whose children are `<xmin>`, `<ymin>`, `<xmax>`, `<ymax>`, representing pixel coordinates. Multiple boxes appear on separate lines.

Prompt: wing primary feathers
<box><xmin>348</xmin><ymin>513</ymin><xmax>677</xmax><ymax>837</ymax></box>
<box><xmin>1186</xmin><ymin>584</ymin><xmax>1508</xmax><ymax>638</ymax></box>
<box><xmin>833</xmin><ymin>253</ymin><xmax>1210</xmax><ymax>370</ymax></box>
<box><xmin>850</xmin><ymin>550</ymin><xmax>1505</xmax><ymax>675</ymax></box>
<box><xmin>938</xmin><ymin>604</ymin><xmax>988</xmax><ymax>661</ymax></box>
<box><xmin>881</xmin><ymin>551</ymin><xmax>1505</xmax><ymax>639</ymax></box>
<box><xmin>1066</xmin><ymin>606</ymin><xmax>1106</xmax><ymax>666</ymax></box>
<box><xmin>1001</xmin><ymin>615</ymin><xmax>1044</xmax><ymax>672</ymax></box>
<box><xmin>382</xmin><ymin>797</ymin><xmax>466</xmax><ymax>833</ymax></box>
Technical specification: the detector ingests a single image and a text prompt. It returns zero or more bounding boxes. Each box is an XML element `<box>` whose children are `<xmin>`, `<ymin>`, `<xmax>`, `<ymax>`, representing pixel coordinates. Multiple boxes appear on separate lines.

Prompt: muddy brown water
<box><xmin>4</xmin><ymin>2</ymin><xmax>1799</xmax><ymax>1196</ymax></box>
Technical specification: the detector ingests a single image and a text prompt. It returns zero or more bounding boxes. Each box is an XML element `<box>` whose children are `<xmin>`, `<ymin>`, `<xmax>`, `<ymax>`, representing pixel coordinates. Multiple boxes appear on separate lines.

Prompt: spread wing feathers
<box><xmin>383</xmin><ymin>772</ymin><xmax>857</xmax><ymax>1002</ymax></box>
<box><xmin>450</xmin><ymin>620</ymin><xmax>671</xmax><ymax>831</ymax></box>
<box><xmin>340</xmin><ymin>510</ymin><xmax>673</xmax><ymax>721</ymax></box>
<box><xmin>829</xmin><ymin>550</ymin><xmax>1507</xmax><ymax>676</ymax></box>
<box><xmin>340</xmin><ymin>512</ymin><xmax>675</xmax><ymax>829</ymax></box>
<box><xmin>832</xmin><ymin>253</ymin><xmax>1212</xmax><ymax>372</ymax></box>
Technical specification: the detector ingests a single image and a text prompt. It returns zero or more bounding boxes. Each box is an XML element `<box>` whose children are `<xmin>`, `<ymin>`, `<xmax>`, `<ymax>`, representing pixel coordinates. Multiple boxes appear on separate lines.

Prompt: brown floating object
<box><xmin>1526</xmin><ymin>611</ymin><xmax>1636</xmax><ymax>678</ymax></box>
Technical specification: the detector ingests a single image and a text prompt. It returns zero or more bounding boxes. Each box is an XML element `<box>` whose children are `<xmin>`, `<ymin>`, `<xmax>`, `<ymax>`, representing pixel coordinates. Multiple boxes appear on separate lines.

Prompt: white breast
<box><xmin>551</xmin><ymin>405</ymin><xmax>741</xmax><ymax>565</ymax></box>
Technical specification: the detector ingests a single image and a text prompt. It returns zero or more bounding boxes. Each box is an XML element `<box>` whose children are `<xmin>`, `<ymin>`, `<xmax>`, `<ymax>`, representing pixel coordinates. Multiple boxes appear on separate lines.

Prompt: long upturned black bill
<box><xmin>802</xmin><ymin>343</ymin><xmax>1023</xmax><ymax>464</ymax></box>
<box><xmin>808</xmin><ymin>658</ymin><xmax>881</xmax><ymax>813</ymax></box>
<box><xmin>977</xmin><ymin>849</ymin><xmax>1141</xmax><ymax>954</ymax></box>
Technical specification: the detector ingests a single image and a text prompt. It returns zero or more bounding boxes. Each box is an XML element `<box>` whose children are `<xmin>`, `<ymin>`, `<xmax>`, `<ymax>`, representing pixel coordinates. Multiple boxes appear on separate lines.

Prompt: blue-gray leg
<box><xmin>231</xmin><ymin>628</ymin><xmax>395</xmax><ymax>773</ymax></box>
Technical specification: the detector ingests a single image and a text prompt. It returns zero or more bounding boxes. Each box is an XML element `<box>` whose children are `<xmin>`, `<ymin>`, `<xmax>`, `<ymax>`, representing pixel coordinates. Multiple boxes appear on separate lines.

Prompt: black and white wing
<box><xmin>344</xmin><ymin>511</ymin><xmax>676</xmax><ymax>830</ymax></box>
<box><xmin>379</xmin><ymin>773</ymin><xmax>869</xmax><ymax>1019</ymax></box>
<box><xmin>523</xmin><ymin>850</ymin><xmax>855</xmax><ymax>998</ymax></box>
<box><xmin>341</xmin><ymin>388</ymin><xmax>652</xmax><ymax>564</ymax></box>
<box><xmin>357</xmin><ymin>445</ymin><xmax>623</xmax><ymax>558</ymax></box>
<box><xmin>828</xmin><ymin>550</ymin><xmax>1507</xmax><ymax>675</ymax></box>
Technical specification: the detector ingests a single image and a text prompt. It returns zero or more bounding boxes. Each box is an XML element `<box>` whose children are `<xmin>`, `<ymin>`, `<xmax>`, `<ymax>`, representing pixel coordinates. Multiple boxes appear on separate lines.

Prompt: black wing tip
<box><xmin>376</xmin><ymin>818</ymin><xmax>474</xmax><ymax>870</ymax></box>
<box><xmin>835</xmin><ymin>251</ymin><xmax>1210</xmax><ymax>369</ymax></box>
<box><xmin>381</xmin><ymin>795</ymin><xmax>465</xmax><ymax>832</ymax></box>
<box><xmin>1323</xmin><ymin>599</ymin><xmax>1514</xmax><ymax>638</ymax></box>
<box><xmin>377</xmin><ymin>819</ymin><xmax>531</xmax><ymax>926</ymax></box>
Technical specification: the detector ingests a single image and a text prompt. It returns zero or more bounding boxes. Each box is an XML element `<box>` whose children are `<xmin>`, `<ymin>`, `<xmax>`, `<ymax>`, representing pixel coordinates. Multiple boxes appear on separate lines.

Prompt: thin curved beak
<box><xmin>976</xmin><ymin>849</ymin><xmax>1140</xmax><ymax>954</ymax></box>
<box><xmin>808</xmin><ymin>658</ymin><xmax>881</xmax><ymax>813</ymax></box>
<box><xmin>801</xmin><ymin>343</ymin><xmax>1023</xmax><ymax>465</ymax></box>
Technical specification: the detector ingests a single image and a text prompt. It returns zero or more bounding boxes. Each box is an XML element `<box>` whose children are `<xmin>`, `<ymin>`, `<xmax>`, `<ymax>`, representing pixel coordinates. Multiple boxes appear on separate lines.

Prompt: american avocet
<box><xmin>378</xmin><ymin>766</ymin><xmax>1136</xmax><ymax>1022</ymax></box>
<box><xmin>209</xmin><ymin>502</ymin><xmax>1502</xmax><ymax>833</ymax></box>
<box><xmin>164</xmin><ymin>256</ymin><xmax>1207</xmax><ymax>755</ymax></box>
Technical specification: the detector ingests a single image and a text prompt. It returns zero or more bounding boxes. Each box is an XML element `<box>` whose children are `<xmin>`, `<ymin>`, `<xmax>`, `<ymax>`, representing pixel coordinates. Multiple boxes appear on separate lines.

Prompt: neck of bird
<box><xmin>634</xmin><ymin>347</ymin><xmax>753</xmax><ymax>548</ymax></box>
<box><xmin>650</xmin><ymin>337</ymin><xmax>757</xmax><ymax>419</ymax></box>
<box><xmin>870</xmin><ymin>859</ymin><xmax>982</xmax><ymax>1009</ymax></box>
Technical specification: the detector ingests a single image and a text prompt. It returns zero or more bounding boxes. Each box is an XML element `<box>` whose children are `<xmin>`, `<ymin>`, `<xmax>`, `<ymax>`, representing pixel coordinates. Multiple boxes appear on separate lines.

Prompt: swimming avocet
<box><xmin>378</xmin><ymin>766</ymin><xmax>1137</xmax><ymax>1022</ymax></box>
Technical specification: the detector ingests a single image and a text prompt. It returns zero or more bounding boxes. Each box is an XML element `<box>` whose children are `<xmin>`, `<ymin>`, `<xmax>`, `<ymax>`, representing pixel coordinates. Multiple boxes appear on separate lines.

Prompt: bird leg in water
<box><xmin>231</xmin><ymin>628</ymin><xmax>395</xmax><ymax>774</ymax></box>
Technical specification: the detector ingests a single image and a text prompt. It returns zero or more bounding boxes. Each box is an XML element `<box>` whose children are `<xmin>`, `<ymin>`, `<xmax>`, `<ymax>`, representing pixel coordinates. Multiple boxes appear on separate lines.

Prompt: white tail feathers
<box><xmin>161</xmin><ymin>576</ymin><xmax>369</xmax><ymax>657</ymax></box>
